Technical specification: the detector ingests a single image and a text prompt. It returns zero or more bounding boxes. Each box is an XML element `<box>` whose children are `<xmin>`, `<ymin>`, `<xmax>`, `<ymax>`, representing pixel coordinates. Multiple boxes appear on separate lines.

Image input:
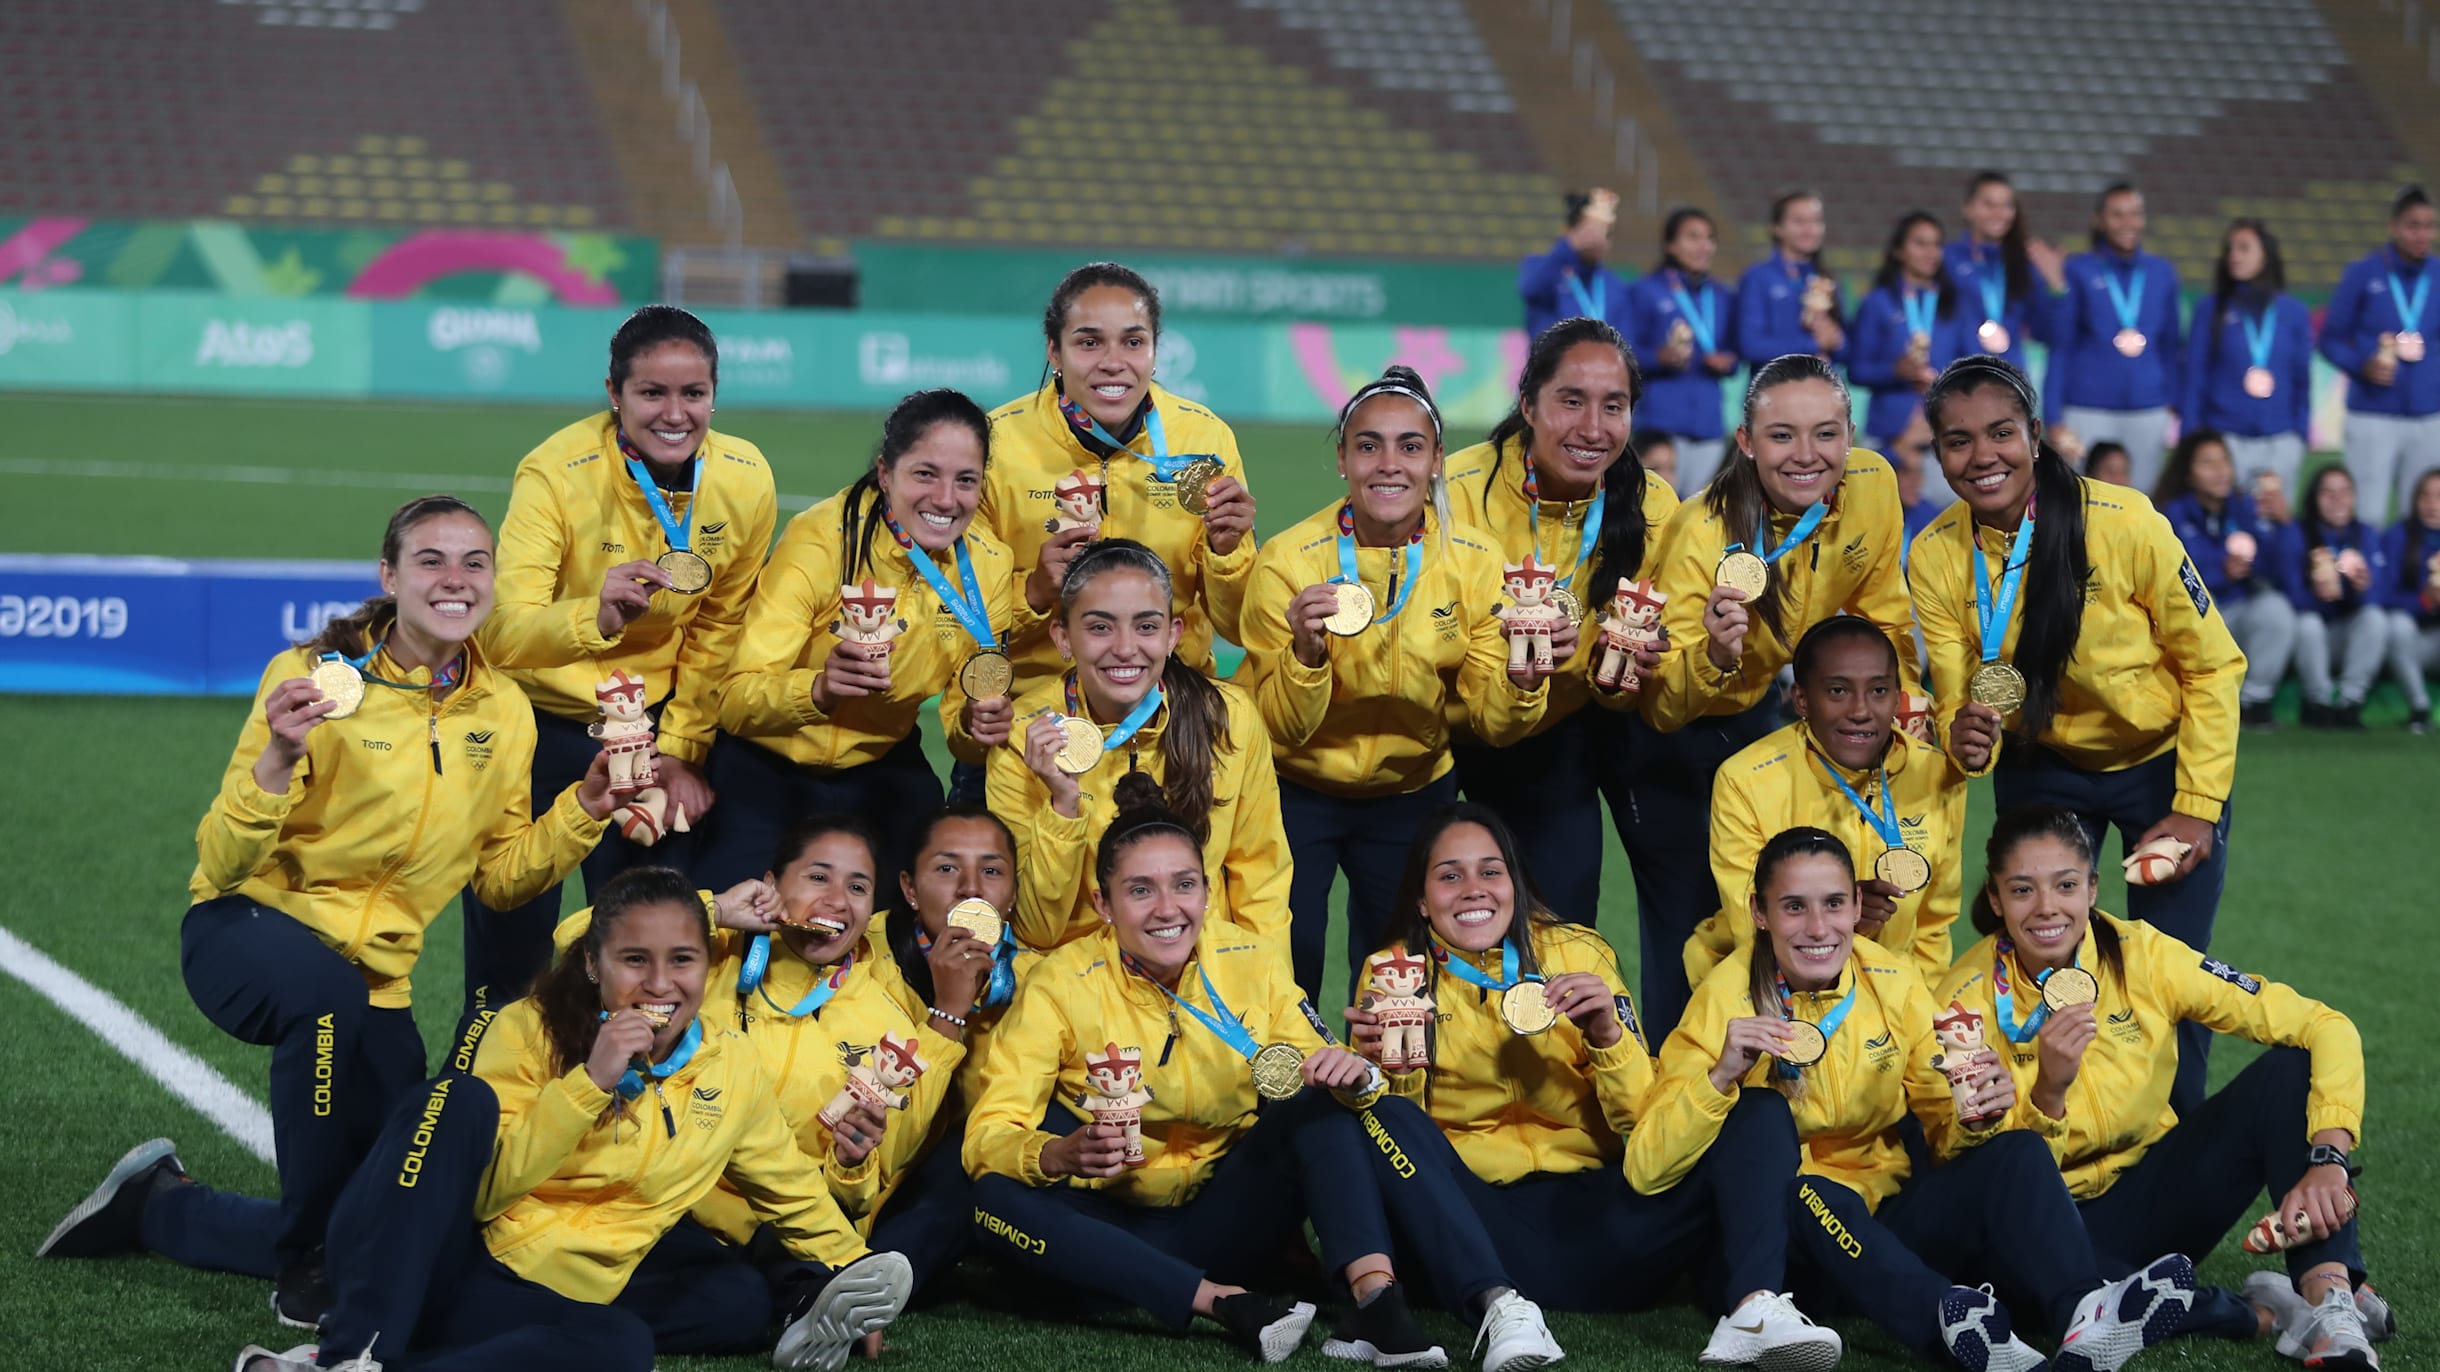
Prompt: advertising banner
<box><xmin>0</xmin><ymin>555</ymin><xmax>379</xmax><ymax>695</ymax></box>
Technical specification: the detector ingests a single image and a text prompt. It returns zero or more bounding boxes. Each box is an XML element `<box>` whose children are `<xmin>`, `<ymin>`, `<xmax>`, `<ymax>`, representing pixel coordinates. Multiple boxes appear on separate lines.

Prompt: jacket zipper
<box><xmin>344</xmin><ymin>684</ymin><xmax>451</xmax><ymax>962</ymax></box>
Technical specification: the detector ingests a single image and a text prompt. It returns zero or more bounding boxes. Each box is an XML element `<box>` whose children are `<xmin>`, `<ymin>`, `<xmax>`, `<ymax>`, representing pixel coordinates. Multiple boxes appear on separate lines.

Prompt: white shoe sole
<box><xmin>2056</xmin><ymin>1257</ymin><xmax>2197</xmax><ymax>1372</ymax></box>
<box><xmin>269</xmin><ymin>1288</ymin><xmax>321</xmax><ymax>1333</ymax></box>
<box><xmin>1321</xmin><ymin>1335</ymin><xmax>1450</xmax><ymax>1368</ymax></box>
<box><xmin>1256</xmin><ymin>1302</ymin><xmax>1320</xmax><ymax>1363</ymax></box>
<box><xmin>1485</xmin><ymin>1345</ymin><xmax>1563</xmax><ymax>1372</ymax></box>
<box><xmin>35</xmin><ymin>1138</ymin><xmax>177</xmax><ymax>1258</ymax></box>
<box><xmin>1756</xmin><ymin>1337</ymin><xmax>1844</xmax><ymax>1372</ymax></box>
<box><xmin>771</xmin><ymin>1252</ymin><xmax>913</xmax><ymax>1372</ymax></box>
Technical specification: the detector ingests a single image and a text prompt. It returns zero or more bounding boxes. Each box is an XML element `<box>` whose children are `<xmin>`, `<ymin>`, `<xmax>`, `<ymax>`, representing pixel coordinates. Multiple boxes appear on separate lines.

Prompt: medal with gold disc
<box><xmin>1969</xmin><ymin>499</ymin><xmax>2036</xmax><ymax>714</ymax></box>
<box><xmin>945</xmin><ymin>898</ymin><xmax>1005</xmax><ymax>946</ymax></box>
<box><xmin>1500</xmin><ymin>981</ymin><xmax>1558</xmax><ymax>1035</ymax></box>
<box><xmin>1172</xmin><ymin>457</ymin><xmax>1225</xmax><ymax>516</ymax></box>
<box><xmin>1969</xmin><ymin>662</ymin><xmax>2027</xmax><ymax>712</ymax></box>
<box><xmin>886</xmin><ymin>510</ymin><xmax>1011</xmax><ymax>700</ymax></box>
<box><xmin>1874</xmin><ymin>847</ymin><xmax>1932</xmax><ymax>895</ymax></box>
<box><xmin>958</xmin><ymin>649</ymin><xmax>1012</xmax><ymax>700</ymax></box>
<box><xmin>1051</xmin><ymin>715</ymin><xmax>1104</xmax><ymax>774</ymax></box>
<box><xmin>1323</xmin><ymin>580</ymin><xmax>1376</xmax><ymax>636</ymax></box>
<box><xmin>1146</xmin><ymin>963</ymin><xmax>1309</xmax><ymax>1102</ymax></box>
<box><xmin>1326</xmin><ymin>502</ymin><xmax>1425</xmax><ymax>638</ymax></box>
<box><xmin>2040</xmin><ymin>966</ymin><xmax>2099</xmax><ymax>1014</ymax></box>
<box><xmin>1779</xmin><ymin>1019</ymin><xmax>1828</xmax><ymax>1068</ymax></box>
<box><xmin>310</xmin><ymin>656</ymin><xmax>368</xmax><ymax>720</ymax></box>
<box><xmin>1716</xmin><ymin>497</ymin><xmax>1829</xmax><ymax>604</ymax></box>
<box><xmin>1430</xmin><ymin>936</ymin><xmax>1555</xmax><ymax>1037</ymax></box>
<box><xmin>1808</xmin><ymin>740</ymin><xmax>1928</xmax><ymax>897</ymax></box>
<box><xmin>1714</xmin><ymin>551</ymin><xmax>1769</xmax><ymax>599</ymax></box>
<box><xmin>624</xmin><ymin>446</ymin><xmax>711</xmax><ymax>594</ymax></box>
<box><xmin>1250</xmin><ymin>1042</ymin><xmax>1308</xmax><ymax>1101</ymax></box>
<box><xmin>655</xmin><ymin>549</ymin><xmax>713</xmax><ymax>594</ymax></box>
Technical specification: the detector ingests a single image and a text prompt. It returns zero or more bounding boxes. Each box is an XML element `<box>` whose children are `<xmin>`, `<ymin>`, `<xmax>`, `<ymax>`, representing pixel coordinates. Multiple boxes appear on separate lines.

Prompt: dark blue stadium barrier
<box><xmin>0</xmin><ymin>554</ymin><xmax>378</xmax><ymax>695</ymax></box>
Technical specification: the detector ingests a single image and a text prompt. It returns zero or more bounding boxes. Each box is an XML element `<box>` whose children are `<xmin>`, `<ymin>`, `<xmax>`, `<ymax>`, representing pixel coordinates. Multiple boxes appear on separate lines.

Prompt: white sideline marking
<box><xmin>0</xmin><ymin>456</ymin><xmax>821</xmax><ymax>511</ymax></box>
<box><xmin>0</xmin><ymin>925</ymin><xmax>275</xmax><ymax>1164</ymax></box>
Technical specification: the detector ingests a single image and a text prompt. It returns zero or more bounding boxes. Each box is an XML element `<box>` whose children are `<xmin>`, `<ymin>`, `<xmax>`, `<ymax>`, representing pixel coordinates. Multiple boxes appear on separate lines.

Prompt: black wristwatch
<box><xmin>2306</xmin><ymin>1144</ymin><xmax>2359</xmax><ymax>1177</ymax></box>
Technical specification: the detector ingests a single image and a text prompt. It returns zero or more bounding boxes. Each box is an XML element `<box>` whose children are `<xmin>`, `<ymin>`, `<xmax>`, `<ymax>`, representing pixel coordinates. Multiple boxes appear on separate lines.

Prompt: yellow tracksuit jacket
<box><xmin>190</xmin><ymin>640</ymin><xmax>605</xmax><ymax>1008</ymax></box>
<box><xmin>977</xmin><ymin>384</ymin><xmax>1256</xmax><ymax>697</ymax></box>
<box><xmin>479</xmin><ymin>414</ymin><xmax>777</xmax><ymax>764</ymax></box>
<box><xmin>1689</xmin><ymin>723</ymin><xmax>1967</xmax><ymax>986</ymax></box>
<box><xmin>1909</xmin><ymin>479</ymin><xmax>2245</xmax><ymax>822</ymax></box>
<box><xmin>713</xmin><ymin>491</ymin><xmax>1015</xmax><ymax>771</ymax></box>
<box><xmin>985</xmin><ymin>675</ymin><xmax>1291</xmax><ymax>950</ymax></box>
<box><xmin>1932</xmin><ymin>913</ymin><xmax>2363</xmax><ymax>1198</ymax></box>
<box><xmin>1627</xmin><ymin>938</ymin><xmax>1997</xmax><ymax>1211</ymax></box>
<box><xmin>1359</xmin><ymin>919</ymin><xmax>1653</xmax><ymax>1183</ymax></box>
<box><xmin>964</xmin><ymin>925</ymin><xmax>1380</xmax><ymax>1205</ymax></box>
<box><xmin>472</xmin><ymin>998</ymin><xmax>866</xmax><ymax>1304</ymax></box>
<box><xmin>1443</xmin><ymin>438</ymin><xmax>1680</xmax><ymax>736</ymax></box>
<box><xmin>1634</xmin><ymin>449</ymin><xmax>1921</xmax><ymax>732</ymax></box>
<box><xmin>1241</xmin><ymin>505</ymin><xmax>1548</xmax><ymax>796</ymax></box>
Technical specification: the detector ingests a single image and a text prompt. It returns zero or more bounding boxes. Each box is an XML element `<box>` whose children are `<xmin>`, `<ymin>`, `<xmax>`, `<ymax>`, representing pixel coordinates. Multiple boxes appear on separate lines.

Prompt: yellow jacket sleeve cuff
<box><xmin>544</xmin><ymin>781</ymin><xmax>612</xmax><ymax>849</ymax></box>
<box><xmin>1385</xmin><ymin>1066</ymin><xmax>1426</xmax><ymax>1101</ymax></box>
<box><xmin>654</xmin><ymin>731</ymin><xmax>709</xmax><ymax>766</ymax></box>
<box><xmin>1018</xmin><ymin>1130</ymin><xmax>1054</xmax><ymax>1188</ymax></box>
<box><xmin>1586</xmin><ymin>1037</ymin><xmax>1642</xmax><ymax>1074</ymax></box>
<box><xmin>223</xmin><ymin>767</ymin><xmax>304</xmax><ymax>825</ymax></box>
<box><xmin>2307</xmin><ymin>1106</ymin><xmax>2361</xmax><ymax>1148</ymax></box>
<box><xmin>2172</xmin><ymin>790</ymin><xmax>2226</xmax><ymax>825</ymax></box>
<box><xmin>830</xmin><ymin>1146</ymin><xmax>880</xmax><ymax>1191</ymax></box>
<box><xmin>1696</xmin><ymin>1071</ymin><xmax>1740</xmax><ymax>1112</ymax></box>
<box><xmin>549</xmin><ymin>1068</ymin><xmax>615</xmax><ymax>1125</ymax></box>
<box><xmin>917</xmin><ymin>1022</ymin><xmax>970</xmax><ymax>1075</ymax></box>
<box><xmin>1282</xmin><ymin>652</ymin><xmax>1332</xmax><ymax>691</ymax></box>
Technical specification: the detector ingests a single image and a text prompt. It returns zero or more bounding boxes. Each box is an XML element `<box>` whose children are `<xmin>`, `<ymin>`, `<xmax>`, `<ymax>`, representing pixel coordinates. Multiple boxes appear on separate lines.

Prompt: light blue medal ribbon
<box><xmin>1773</xmin><ymin>972</ymin><xmax>1858</xmax><ymax>1079</ymax></box>
<box><xmin>1522</xmin><ymin>465</ymin><xmax>1605</xmax><ymax>597</ymax></box>
<box><xmin>1973</xmin><ymin>504</ymin><xmax>2035</xmax><ymax>665</ymax></box>
<box><xmin>317</xmin><ymin>639</ymin><xmax>463</xmax><ymax>693</ymax></box>
<box><xmin>917</xmin><ymin>924</ymin><xmax>1020</xmax><ymax>1008</ymax></box>
<box><xmin>1808</xmin><ymin>746</ymin><xmax>1905</xmax><ymax>852</ymax></box>
<box><xmin>1072</xmin><ymin>398</ymin><xmax>1201</xmax><ymax>483</ymax></box>
<box><xmin>1428</xmin><ymin>935</ymin><xmax>1533</xmax><ymax>995</ymax></box>
<box><xmin>1975</xmin><ymin>263</ymin><xmax>2007</xmax><ymax>337</ymax></box>
<box><xmin>2102</xmin><ymin>265</ymin><xmax>2147</xmax><ymax>343</ymax></box>
<box><xmin>1668</xmin><ymin>272</ymin><xmax>1719</xmax><ymax>354</ymax></box>
<box><xmin>1990</xmin><ymin>939</ymin><xmax>2083</xmax><ymax>1043</ymax></box>
<box><xmin>2241</xmin><ymin>307</ymin><xmax>2277</xmax><ymax>376</ymax></box>
<box><xmin>597</xmin><ymin>1012</ymin><xmax>702</xmax><ymax>1100</ymax></box>
<box><xmin>1334</xmin><ymin>503</ymin><xmax>1424</xmax><ymax>622</ymax></box>
<box><xmin>1065</xmin><ymin>673</ymin><xmax>1166</xmax><ymax>755</ymax></box>
<box><xmin>737</xmin><ymin>940</ymin><xmax>855</xmax><ymax>1019</ymax></box>
<box><xmin>1902</xmin><ymin>285</ymin><xmax>1939</xmax><ymax>342</ymax></box>
<box><xmin>1139</xmin><ymin>961</ymin><xmax>1266</xmax><ymax>1064</ymax></box>
<box><xmin>1726</xmin><ymin>499</ymin><xmax>1832</xmax><ymax>572</ymax></box>
<box><xmin>2388</xmin><ymin>267</ymin><xmax>2431</xmax><ymax>346</ymax></box>
<box><xmin>886</xmin><ymin>512</ymin><xmax>997</xmax><ymax>651</ymax></box>
<box><xmin>1563</xmin><ymin>269</ymin><xmax>1605</xmax><ymax>321</ymax></box>
<box><xmin>624</xmin><ymin>453</ymin><xmax>702</xmax><ymax>555</ymax></box>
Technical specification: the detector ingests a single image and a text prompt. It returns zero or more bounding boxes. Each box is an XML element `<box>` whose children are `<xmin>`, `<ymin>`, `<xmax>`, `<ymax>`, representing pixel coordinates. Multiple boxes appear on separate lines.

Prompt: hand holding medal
<box><xmin>252</xmin><ymin>675</ymin><xmax>349</xmax><ymax>792</ymax></box>
<box><xmin>1538</xmin><ymin>971</ymin><xmax>1625</xmax><ymax>1050</ymax></box>
<box><xmin>1711</xmin><ymin>1016</ymin><xmax>1801</xmax><ymax>1093</ymax></box>
<box><xmin>1014</xmin><ymin>712</ymin><xmax>1090</xmax><ymax>812</ymax></box>
<box><xmin>1702</xmin><ymin>580</ymin><xmax>1753</xmax><ymax>672</ymax></box>
<box><xmin>596</xmin><ymin>559</ymin><xmax>674</xmax><ymax>640</ymax></box>
<box><xmin>1290</xmin><ymin>581</ymin><xmax>1363</xmax><ymax>667</ymax></box>
<box><xmin>1194</xmin><ymin>469</ymin><xmax>1255</xmax><ymax>556</ymax></box>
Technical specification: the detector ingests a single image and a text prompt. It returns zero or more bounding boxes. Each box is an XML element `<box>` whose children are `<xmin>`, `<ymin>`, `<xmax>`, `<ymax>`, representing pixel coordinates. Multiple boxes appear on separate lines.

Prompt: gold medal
<box><xmin>1323</xmin><ymin>580</ymin><xmax>1376</xmax><ymax>636</ymax></box>
<box><xmin>1978</xmin><ymin>319</ymin><xmax>2011</xmax><ymax>354</ymax></box>
<box><xmin>1052</xmin><ymin>715</ymin><xmax>1104</xmax><ymax>774</ymax></box>
<box><xmin>2040</xmin><ymin>966</ymin><xmax>2100</xmax><ymax>1013</ymax></box>
<box><xmin>1547</xmin><ymin>586</ymin><xmax>1584</xmax><ymax>623</ymax></box>
<box><xmin>1714</xmin><ymin>550</ymin><xmax>1769</xmax><ymax>599</ymax></box>
<box><xmin>1172</xmin><ymin>457</ymin><xmax>1225</xmax><ymax>516</ymax></box>
<box><xmin>945</xmin><ymin>897</ymin><xmax>1005</xmax><ymax>946</ymax></box>
<box><xmin>1249</xmin><ymin>1041</ymin><xmax>1307</xmax><ymax>1101</ymax></box>
<box><xmin>310</xmin><ymin>659</ymin><xmax>366</xmax><ymax>719</ymax></box>
<box><xmin>1874</xmin><ymin>846</ymin><xmax>1932</xmax><ymax>895</ymax></box>
<box><xmin>2243</xmin><ymin>366</ymin><xmax>2276</xmax><ymax>399</ymax></box>
<box><xmin>635</xmin><ymin>1003</ymin><xmax>673</xmax><ymax>1028</ymax></box>
<box><xmin>957</xmin><ymin>648</ymin><xmax>1013</xmax><ymax>700</ymax></box>
<box><xmin>1968</xmin><ymin>662</ymin><xmax>2027</xmax><ymax>713</ymax></box>
<box><xmin>2113</xmin><ymin>328</ymin><xmax>2148</xmax><ymax>359</ymax></box>
<box><xmin>1499</xmin><ymin>981</ymin><xmax>1558</xmax><ymax>1035</ymax></box>
<box><xmin>1779</xmin><ymin>1019</ymin><xmax>1828</xmax><ymax>1068</ymax></box>
<box><xmin>657</xmin><ymin>549</ymin><xmax>713</xmax><ymax>594</ymax></box>
<box><xmin>2401</xmin><ymin>331</ymin><xmax>2429</xmax><ymax>364</ymax></box>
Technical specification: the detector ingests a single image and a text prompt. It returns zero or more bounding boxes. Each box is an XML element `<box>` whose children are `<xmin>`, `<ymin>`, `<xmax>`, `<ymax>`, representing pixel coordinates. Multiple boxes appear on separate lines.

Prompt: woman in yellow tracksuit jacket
<box><xmin>976</xmin><ymin>262</ymin><xmax>1259</xmax><ymax>704</ymax></box>
<box><xmin>113</xmin><ymin>495</ymin><xmax>614</xmax><ymax>1318</ymax></box>
<box><xmin>1933</xmin><ymin>806</ymin><xmax>2386</xmax><ymax>1357</ymax></box>
<box><xmin>1628</xmin><ymin>827</ymin><xmax>2196</xmax><ymax>1372</ymax></box>
<box><xmin>988</xmin><ymin>538</ymin><xmax>1291</xmax><ymax>951</ymax></box>
<box><xmin>963</xmin><ymin>795</ymin><xmax>1561</xmax><ymax>1368</ymax></box>
<box><xmin>1243</xmin><ymin>366</ymin><xmax>1554</xmax><ymax>1002</ymax></box>
<box><xmin>1616</xmin><ymin>354</ymin><xmax>1921</xmax><ymax>1045</ymax></box>
<box><xmin>471</xmin><ymin>306</ymin><xmax>777</xmax><ymax>1009</ymax></box>
<box><xmin>552</xmin><ymin>813</ymin><xmax>996</xmax><ymax>1305</ymax></box>
<box><xmin>1911</xmin><ymin>355</ymin><xmax>2246</xmax><ymax>1115</ymax></box>
<box><xmin>1687</xmin><ymin>618</ymin><xmax>1968</xmax><ymax>988</ymax></box>
<box><xmin>1444</xmin><ymin>316</ymin><xmax>1679</xmax><ymax>928</ymax></box>
<box><xmin>708</xmin><ymin>389</ymin><xmax>1015</xmax><ymax>895</ymax></box>
<box><xmin>1341</xmin><ymin>802</ymin><xmax>1841</xmax><ymax>1365</ymax></box>
<box><xmin>210</xmin><ymin>866</ymin><xmax>913</xmax><ymax>1372</ymax></box>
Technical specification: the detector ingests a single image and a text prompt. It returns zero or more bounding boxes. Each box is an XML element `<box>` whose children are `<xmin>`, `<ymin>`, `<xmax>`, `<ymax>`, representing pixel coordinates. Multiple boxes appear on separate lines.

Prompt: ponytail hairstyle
<box><xmin>305</xmin><ymin>494</ymin><xmax>490</xmax><ymax>658</ymax></box>
<box><xmin>609</xmin><ymin>304</ymin><xmax>719</xmax><ymax>390</ymax></box>
<box><xmin>888</xmin><ymin>803</ymin><xmax>1018</xmax><ymax>1008</ymax></box>
<box><xmin>1656</xmin><ymin>206</ymin><xmax>1717</xmax><ymax>277</ymax></box>
<box><xmin>1092</xmin><ymin>788</ymin><xmax>1204</xmax><ymax>895</ymax></box>
<box><xmin>1484</xmin><ymin>318</ymin><xmax>1653</xmax><ymax>605</ymax></box>
<box><xmin>1041</xmin><ymin>261</ymin><xmax>1162</xmax><ymax>391</ymax></box>
<box><xmin>1871</xmin><ymin>210</ymin><xmax>1958</xmax><ymax>320</ymax></box>
<box><xmin>1058</xmin><ymin>538</ymin><xmax>1231</xmax><ymax>845</ymax></box>
<box><xmin>1963</xmin><ymin>170</ymin><xmax>2032</xmax><ymax>302</ymax></box>
<box><xmin>1336</xmin><ymin>363</ymin><xmax>1451</xmax><ymax>542</ymax></box>
<box><xmin>1705</xmin><ymin>354</ymin><xmax>1855</xmax><ymax>644</ymax></box>
<box><xmin>1743</xmin><ymin>826</ymin><xmax>1855</xmax><ymax>1020</ymax></box>
<box><xmin>840</xmin><ymin>388</ymin><xmax>994</xmax><ymax>584</ymax></box>
<box><xmin>1923</xmin><ymin>356</ymin><xmax>2091</xmax><ymax>741</ymax></box>
<box><xmin>1967</xmin><ymin>805</ymin><xmax>2123</xmax><ymax>987</ymax></box>
<box><xmin>530</xmin><ymin>865</ymin><xmax>707</xmax><ymax>1096</ymax></box>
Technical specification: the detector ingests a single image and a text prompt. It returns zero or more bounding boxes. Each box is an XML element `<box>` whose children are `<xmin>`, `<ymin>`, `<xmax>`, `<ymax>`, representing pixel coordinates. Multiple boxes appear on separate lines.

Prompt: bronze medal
<box><xmin>1714</xmin><ymin>550</ymin><xmax>1769</xmax><ymax>599</ymax></box>
<box><xmin>1779</xmin><ymin>1019</ymin><xmax>1828</xmax><ymax>1067</ymax></box>
<box><xmin>957</xmin><ymin>648</ymin><xmax>1013</xmax><ymax>700</ymax></box>
<box><xmin>2113</xmin><ymin>328</ymin><xmax>2148</xmax><ymax>359</ymax></box>
<box><xmin>1547</xmin><ymin>586</ymin><xmax>1584</xmax><ymax>623</ymax></box>
<box><xmin>657</xmin><ymin>549</ymin><xmax>713</xmax><ymax>594</ymax></box>
<box><xmin>1499</xmin><ymin>981</ymin><xmax>1558</xmax><ymax>1035</ymax></box>
<box><xmin>1968</xmin><ymin>662</ymin><xmax>2027</xmax><ymax>713</ymax></box>
<box><xmin>2243</xmin><ymin>366</ymin><xmax>2276</xmax><ymax>400</ymax></box>
<box><xmin>1978</xmin><ymin>319</ymin><xmax>2011</xmax><ymax>354</ymax></box>
<box><xmin>1874</xmin><ymin>846</ymin><xmax>1932</xmax><ymax>895</ymax></box>
<box><xmin>1052</xmin><ymin>715</ymin><xmax>1104</xmax><ymax>774</ymax></box>
<box><xmin>2040</xmin><ymin>966</ymin><xmax>2100</xmax><ymax>1013</ymax></box>
<box><xmin>2400</xmin><ymin>331</ymin><xmax>2428</xmax><ymax>364</ymax></box>
<box><xmin>945</xmin><ymin>897</ymin><xmax>1005</xmax><ymax>946</ymax></box>
<box><xmin>1323</xmin><ymin>580</ymin><xmax>1376</xmax><ymax>636</ymax></box>
<box><xmin>1172</xmin><ymin>457</ymin><xmax>1225</xmax><ymax>516</ymax></box>
<box><xmin>1250</xmin><ymin>1041</ymin><xmax>1307</xmax><ymax>1101</ymax></box>
<box><xmin>310</xmin><ymin>659</ymin><xmax>366</xmax><ymax>720</ymax></box>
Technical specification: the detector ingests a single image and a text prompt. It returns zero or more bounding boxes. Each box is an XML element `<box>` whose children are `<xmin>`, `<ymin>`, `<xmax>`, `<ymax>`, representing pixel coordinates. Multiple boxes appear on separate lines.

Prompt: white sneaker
<box><xmin>1700</xmin><ymin>1291</ymin><xmax>1843</xmax><ymax>1372</ymax></box>
<box><xmin>2054</xmin><ymin>1254</ymin><xmax>2196</xmax><ymax>1372</ymax></box>
<box><xmin>2268</xmin><ymin>1285</ymin><xmax>2379</xmax><ymax>1370</ymax></box>
<box><xmin>232</xmin><ymin>1347</ymin><xmax>381</xmax><ymax>1372</ymax></box>
<box><xmin>2355</xmin><ymin>1284</ymin><xmax>2396</xmax><ymax>1343</ymax></box>
<box><xmin>772</xmin><ymin>1251</ymin><xmax>913</xmax><ymax>1372</ymax></box>
<box><xmin>1936</xmin><ymin>1285</ymin><xmax>2045</xmax><ymax>1372</ymax></box>
<box><xmin>1473</xmin><ymin>1291</ymin><xmax>1562</xmax><ymax>1372</ymax></box>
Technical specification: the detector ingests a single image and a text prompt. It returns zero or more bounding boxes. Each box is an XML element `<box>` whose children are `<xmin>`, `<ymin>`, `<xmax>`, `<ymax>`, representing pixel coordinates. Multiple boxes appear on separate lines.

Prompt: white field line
<box><xmin>1</xmin><ymin>456</ymin><xmax>821</xmax><ymax>511</ymax></box>
<box><xmin>0</xmin><ymin>925</ymin><xmax>275</xmax><ymax>1164</ymax></box>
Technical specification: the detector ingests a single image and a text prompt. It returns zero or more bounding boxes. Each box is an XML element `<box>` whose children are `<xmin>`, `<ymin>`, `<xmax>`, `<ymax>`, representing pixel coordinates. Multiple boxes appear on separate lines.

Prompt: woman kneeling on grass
<box><xmin>1934</xmin><ymin>806</ymin><xmax>2388</xmax><ymax>1369</ymax></box>
<box><xmin>1629</xmin><ymin>827</ymin><xmax>2197</xmax><ymax>1372</ymax></box>
<box><xmin>962</xmin><ymin>778</ymin><xmax>1564</xmax><ymax>1369</ymax></box>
